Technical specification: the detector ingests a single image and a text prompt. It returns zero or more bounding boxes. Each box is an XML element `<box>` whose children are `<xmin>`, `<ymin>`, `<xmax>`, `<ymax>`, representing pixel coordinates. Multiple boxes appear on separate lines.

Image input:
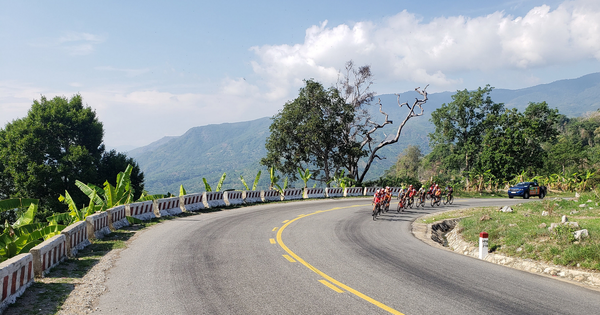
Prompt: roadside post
<box><xmin>479</xmin><ymin>232</ymin><xmax>488</xmax><ymax>259</ymax></box>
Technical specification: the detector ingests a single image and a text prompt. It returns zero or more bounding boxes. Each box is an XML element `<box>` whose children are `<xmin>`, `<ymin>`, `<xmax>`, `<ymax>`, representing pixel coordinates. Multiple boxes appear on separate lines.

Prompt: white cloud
<box><xmin>249</xmin><ymin>0</ymin><xmax>600</xmax><ymax>95</ymax></box>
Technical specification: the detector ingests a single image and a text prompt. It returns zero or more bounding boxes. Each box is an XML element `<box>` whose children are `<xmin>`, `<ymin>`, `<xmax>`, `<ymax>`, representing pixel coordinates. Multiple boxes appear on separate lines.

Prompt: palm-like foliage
<box><xmin>0</xmin><ymin>199</ymin><xmax>65</xmax><ymax>262</ymax></box>
<box><xmin>298</xmin><ymin>167</ymin><xmax>312</xmax><ymax>188</ymax></box>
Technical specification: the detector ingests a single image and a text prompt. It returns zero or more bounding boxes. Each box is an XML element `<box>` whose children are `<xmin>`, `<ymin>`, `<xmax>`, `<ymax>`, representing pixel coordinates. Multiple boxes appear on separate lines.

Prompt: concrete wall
<box><xmin>0</xmin><ymin>254</ymin><xmax>34</xmax><ymax>313</ymax></box>
<box><xmin>30</xmin><ymin>234</ymin><xmax>67</xmax><ymax>277</ymax></box>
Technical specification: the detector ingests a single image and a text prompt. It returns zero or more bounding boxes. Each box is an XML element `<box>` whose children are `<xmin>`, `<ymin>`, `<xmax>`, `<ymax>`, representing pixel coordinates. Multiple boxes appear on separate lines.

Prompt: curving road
<box><xmin>96</xmin><ymin>198</ymin><xmax>600</xmax><ymax>315</ymax></box>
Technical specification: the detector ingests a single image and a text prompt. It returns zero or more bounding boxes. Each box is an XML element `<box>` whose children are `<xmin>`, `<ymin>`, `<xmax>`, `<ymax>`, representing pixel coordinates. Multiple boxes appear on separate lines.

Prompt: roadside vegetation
<box><xmin>423</xmin><ymin>190</ymin><xmax>600</xmax><ymax>271</ymax></box>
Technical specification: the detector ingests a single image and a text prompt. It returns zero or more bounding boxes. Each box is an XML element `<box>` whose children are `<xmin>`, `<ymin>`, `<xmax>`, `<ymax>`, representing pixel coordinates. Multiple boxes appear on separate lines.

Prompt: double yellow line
<box><xmin>274</xmin><ymin>204</ymin><xmax>404</xmax><ymax>315</ymax></box>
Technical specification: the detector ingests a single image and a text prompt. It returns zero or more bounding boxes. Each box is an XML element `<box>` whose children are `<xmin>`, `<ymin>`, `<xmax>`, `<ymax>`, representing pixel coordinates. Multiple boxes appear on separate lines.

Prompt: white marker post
<box><xmin>479</xmin><ymin>232</ymin><xmax>489</xmax><ymax>259</ymax></box>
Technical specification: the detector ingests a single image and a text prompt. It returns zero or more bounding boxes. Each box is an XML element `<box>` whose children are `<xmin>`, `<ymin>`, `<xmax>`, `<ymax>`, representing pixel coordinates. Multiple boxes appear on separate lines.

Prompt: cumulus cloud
<box><xmin>250</xmin><ymin>0</ymin><xmax>600</xmax><ymax>95</ymax></box>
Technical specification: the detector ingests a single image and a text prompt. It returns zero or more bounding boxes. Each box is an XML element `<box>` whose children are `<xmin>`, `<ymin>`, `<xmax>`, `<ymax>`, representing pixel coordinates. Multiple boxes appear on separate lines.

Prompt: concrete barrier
<box><xmin>363</xmin><ymin>187</ymin><xmax>380</xmax><ymax>196</ymax></box>
<box><xmin>86</xmin><ymin>212</ymin><xmax>111</xmax><ymax>240</ymax></box>
<box><xmin>127</xmin><ymin>200</ymin><xmax>156</xmax><ymax>221</ymax></box>
<box><xmin>0</xmin><ymin>253</ymin><xmax>34</xmax><ymax>312</ymax></box>
<box><xmin>304</xmin><ymin>188</ymin><xmax>325</xmax><ymax>199</ymax></box>
<box><xmin>30</xmin><ymin>234</ymin><xmax>67</xmax><ymax>277</ymax></box>
<box><xmin>283</xmin><ymin>189</ymin><xmax>303</xmax><ymax>200</ymax></box>
<box><xmin>325</xmin><ymin>187</ymin><xmax>344</xmax><ymax>198</ymax></box>
<box><xmin>389</xmin><ymin>187</ymin><xmax>402</xmax><ymax>197</ymax></box>
<box><xmin>344</xmin><ymin>187</ymin><xmax>364</xmax><ymax>197</ymax></box>
<box><xmin>61</xmin><ymin>221</ymin><xmax>90</xmax><ymax>257</ymax></box>
<box><xmin>262</xmin><ymin>190</ymin><xmax>282</xmax><ymax>202</ymax></box>
<box><xmin>182</xmin><ymin>193</ymin><xmax>205</xmax><ymax>211</ymax></box>
<box><xmin>155</xmin><ymin>196</ymin><xmax>183</xmax><ymax>216</ymax></box>
<box><xmin>243</xmin><ymin>191</ymin><xmax>262</xmax><ymax>204</ymax></box>
<box><xmin>205</xmin><ymin>192</ymin><xmax>226</xmax><ymax>208</ymax></box>
<box><xmin>107</xmin><ymin>205</ymin><xmax>129</xmax><ymax>230</ymax></box>
<box><xmin>224</xmin><ymin>191</ymin><xmax>244</xmax><ymax>206</ymax></box>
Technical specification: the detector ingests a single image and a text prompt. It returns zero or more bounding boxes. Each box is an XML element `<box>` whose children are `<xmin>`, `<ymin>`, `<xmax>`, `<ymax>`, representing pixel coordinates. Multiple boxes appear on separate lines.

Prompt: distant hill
<box><xmin>129</xmin><ymin>72</ymin><xmax>600</xmax><ymax>194</ymax></box>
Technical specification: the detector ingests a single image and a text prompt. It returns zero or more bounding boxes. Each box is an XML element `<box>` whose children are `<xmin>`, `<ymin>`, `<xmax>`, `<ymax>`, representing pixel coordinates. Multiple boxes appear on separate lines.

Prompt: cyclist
<box><xmin>433</xmin><ymin>184</ymin><xmax>442</xmax><ymax>202</ymax></box>
<box><xmin>407</xmin><ymin>184</ymin><xmax>416</xmax><ymax>206</ymax></box>
<box><xmin>372</xmin><ymin>189</ymin><xmax>380</xmax><ymax>214</ymax></box>
<box><xmin>384</xmin><ymin>187</ymin><xmax>392</xmax><ymax>211</ymax></box>
<box><xmin>427</xmin><ymin>182</ymin><xmax>435</xmax><ymax>199</ymax></box>
<box><xmin>446</xmin><ymin>185</ymin><xmax>454</xmax><ymax>198</ymax></box>
<box><xmin>417</xmin><ymin>185</ymin><xmax>426</xmax><ymax>205</ymax></box>
<box><xmin>397</xmin><ymin>187</ymin><xmax>406</xmax><ymax>209</ymax></box>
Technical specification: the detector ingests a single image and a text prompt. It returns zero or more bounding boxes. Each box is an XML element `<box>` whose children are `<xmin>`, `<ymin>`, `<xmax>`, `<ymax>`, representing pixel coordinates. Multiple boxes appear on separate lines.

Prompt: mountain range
<box><xmin>127</xmin><ymin>72</ymin><xmax>600</xmax><ymax>194</ymax></box>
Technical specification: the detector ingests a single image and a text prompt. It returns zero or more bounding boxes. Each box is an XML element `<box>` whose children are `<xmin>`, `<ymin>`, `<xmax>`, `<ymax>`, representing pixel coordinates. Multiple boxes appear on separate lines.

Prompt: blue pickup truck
<box><xmin>508</xmin><ymin>181</ymin><xmax>547</xmax><ymax>199</ymax></box>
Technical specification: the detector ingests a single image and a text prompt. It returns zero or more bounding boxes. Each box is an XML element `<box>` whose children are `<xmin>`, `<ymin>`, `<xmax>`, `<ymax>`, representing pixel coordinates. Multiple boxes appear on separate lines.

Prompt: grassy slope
<box><xmin>424</xmin><ymin>191</ymin><xmax>600</xmax><ymax>271</ymax></box>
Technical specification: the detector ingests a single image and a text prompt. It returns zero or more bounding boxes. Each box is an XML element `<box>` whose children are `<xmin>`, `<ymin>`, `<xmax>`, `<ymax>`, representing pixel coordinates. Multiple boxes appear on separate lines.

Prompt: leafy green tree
<box><xmin>429</xmin><ymin>85</ymin><xmax>504</xmax><ymax>186</ymax></box>
<box><xmin>386</xmin><ymin>145</ymin><xmax>423</xmax><ymax>179</ymax></box>
<box><xmin>474</xmin><ymin>102</ymin><xmax>560</xmax><ymax>183</ymax></box>
<box><xmin>98</xmin><ymin>150</ymin><xmax>145</xmax><ymax>200</ymax></box>
<box><xmin>0</xmin><ymin>95</ymin><xmax>145</xmax><ymax>221</ymax></box>
<box><xmin>261</xmin><ymin>80</ymin><xmax>359</xmax><ymax>185</ymax></box>
<box><xmin>0</xmin><ymin>94</ymin><xmax>104</xmax><ymax>220</ymax></box>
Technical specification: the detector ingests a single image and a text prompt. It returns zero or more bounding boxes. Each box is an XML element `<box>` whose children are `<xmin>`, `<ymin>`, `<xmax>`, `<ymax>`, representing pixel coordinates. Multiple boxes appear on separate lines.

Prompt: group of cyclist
<box><xmin>372</xmin><ymin>183</ymin><xmax>454</xmax><ymax>217</ymax></box>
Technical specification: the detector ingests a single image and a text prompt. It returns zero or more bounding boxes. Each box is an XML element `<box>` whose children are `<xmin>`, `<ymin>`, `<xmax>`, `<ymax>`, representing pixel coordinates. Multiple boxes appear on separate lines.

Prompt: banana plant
<box><xmin>269</xmin><ymin>167</ymin><xmax>283</xmax><ymax>193</ymax></box>
<box><xmin>240</xmin><ymin>175</ymin><xmax>250</xmax><ymax>190</ymax></box>
<box><xmin>0</xmin><ymin>199</ymin><xmax>65</xmax><ymax>262</ymax></box>
<box><xmin>202</xmin><ymin>178</ymin><xmax>212</xmax><ymax>192</ymax></box>
<box><xmin>298</xmin><ymin>167</ymin><xmax>312</xmax><ymax>188</ymax></box>
<box><xmin>58</xmin><ymin>190</ymin><xmax>96</xmax><ymax>222</ymax></box>
<box><xmin>580</xmin><ymin>171</ymin><xmax>595</xmax><ymax>191</ymax></box>
<box><xmin>203</xmin><ymin>172</ymin><xmax>227</xmax><ymax>192</ymax></box>
<box><xmin>179</xmin><ymin>185</ymin><xmax>187</xmax><ymax>196</ymax></box>
<box><xmin>252</xmin><ymin>171</ymin><xmax>261</xmax><ymax>191</ymax></box>
<box><xmin>216</xmin><ymin>173</ymin><xmax>226</xmax><ymax>192</ymax></box>
<box><xmin>70</xmin><ymin>164</ymin><xmax>136</xmax><ymax>214</ymax></box>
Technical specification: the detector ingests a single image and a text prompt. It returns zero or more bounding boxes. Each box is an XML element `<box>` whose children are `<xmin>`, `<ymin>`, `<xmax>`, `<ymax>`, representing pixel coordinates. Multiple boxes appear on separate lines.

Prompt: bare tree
<box><xmin>337</xmin><ymin>60</ymin><xmax>429</xmax><ymax>184</ymax></box>
<box><xmin>357</xmin><ymin>86</ymin><xmax>428</xmax><ymax>183</ymax></box>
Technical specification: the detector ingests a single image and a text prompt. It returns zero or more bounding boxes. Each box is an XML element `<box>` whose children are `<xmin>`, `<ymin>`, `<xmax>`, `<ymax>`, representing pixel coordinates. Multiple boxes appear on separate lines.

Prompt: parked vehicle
<box><xmin>508</xmin><ymin>181</ymin><xmax>546</xmax><ymax>199</ymax></box>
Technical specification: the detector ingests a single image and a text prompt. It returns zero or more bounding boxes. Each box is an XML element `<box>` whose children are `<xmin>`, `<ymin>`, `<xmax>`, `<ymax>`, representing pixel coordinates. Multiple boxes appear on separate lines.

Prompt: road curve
<box><xmin>95</xmin><ymin>198</ymin><xmax>600</xmax><ymax>315</ymax></box>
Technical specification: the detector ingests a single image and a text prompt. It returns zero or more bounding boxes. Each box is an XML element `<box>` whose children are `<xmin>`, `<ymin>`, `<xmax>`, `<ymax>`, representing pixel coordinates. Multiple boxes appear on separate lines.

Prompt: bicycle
<box><xmin>443</xmin><ymin>192</ymin><xmax>454</xmax><ymax>205</ymax></box>
<box><xmin>416</xmin><ymin>194</ymin><xmax>425</xmax><ymax>208</ymax></box>
<box><xmin>431</xmin><ymin>195</ymin><xmax>441</xmax><ymax>207</ymax></box>
<box><xmin>372</xmin><ymin>202</ymin><xmax>382</xmax><ymax>220</ymax></box>
<box><xmin>397</xmin><ymin>198</ymin><xmax>405</xmax><ymax>213</ymax></box>
<box><xmin>407</xmin><ymin>196</ymin><xmax>414</xmax><ymax>208</ymax></box>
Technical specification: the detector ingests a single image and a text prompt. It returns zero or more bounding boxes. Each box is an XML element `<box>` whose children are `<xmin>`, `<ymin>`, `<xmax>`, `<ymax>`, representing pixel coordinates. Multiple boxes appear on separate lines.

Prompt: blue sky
<box><xmin>1</xmin><ymin>0</ymin><xmax>599</xmax><ymax>151</ymax></box>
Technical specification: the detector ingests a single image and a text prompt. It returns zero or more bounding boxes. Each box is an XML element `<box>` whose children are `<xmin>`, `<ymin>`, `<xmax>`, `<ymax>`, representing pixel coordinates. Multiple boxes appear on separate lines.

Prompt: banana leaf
<box><xmin>216</xmin><ymin>173</ymin><xmax>226</xmax><ymax>192</ymax></box>
<box><xmin>75</xmin><ymin>180</ymin><xmax>105</xmax><ymax>206</ymax></box>
<box><xmin>46</xmin><ymin>212</ymin><xmax>73</xmax><ymax>225</ymax></box>
<box><xmin>11</xmin><ymin>202</ymin><xmax>37</xmax><ymax>229</ymax></box>
<box><xmin>240</xmin><ymin>176</ymin><xmax>249</xmax><ymax>191</ymax></box>
<box><xmin>13</xmin><ymin>223</ymin><xmax>45</xmax><ymax>237</ymax></box>
<box><xmin>203</xmin><ymin>178</ymin><xmax>212</xmax><ymax>192</ymax></box>
<box><xmin>103</xmin><ymin>181</ymin><xmax>117</xmax><ymax>208</ymax></box>
<box><xmin>179</xmin><ymin>185</ymin><xmax>187</xmax><ymax>196</ymax></box>
<box><xmin>252</xmin><ymin>171</ymin><xmax>261</xmax><ymax>191</ymax></box>
<box><xmin>0</xmin><ymin>198</ymin><xmax>38</xmax><ymax>213</ymax></box>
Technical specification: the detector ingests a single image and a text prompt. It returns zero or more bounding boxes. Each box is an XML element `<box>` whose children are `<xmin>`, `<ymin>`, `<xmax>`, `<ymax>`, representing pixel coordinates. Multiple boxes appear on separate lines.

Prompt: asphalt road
<box><xmin>95</xmin><ymin>198</ymin><xmax>600</xmax><ymax>315</ymax></box>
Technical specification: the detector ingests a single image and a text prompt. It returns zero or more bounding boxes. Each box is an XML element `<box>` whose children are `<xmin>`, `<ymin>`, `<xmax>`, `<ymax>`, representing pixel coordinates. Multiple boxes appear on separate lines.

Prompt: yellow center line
<box><xmin>282</xmin><ymin>220</ymin><xmax>289</xmax><ymax>223</ymax></box>
<box><xmin>319</xmin><ymin>280</ymin><xmax>344</xmax><ymax>293</ymax></box>
<box><xmin>272</xmin><ymin>227</ymin><xmax>278</xmax><ymax>232</ymax></box>
<box><xmin>270</xmin><ymin>238</ymin><xmax>276</xmax><ymax>244</ymax></box>
<box><xmin>276</xmin><ymin>204</ymin><xmax>404</xmax><ymax>315</ymax></box>
<box><xmin>283</xmin><ymin>254</ymin><xmax>296</xmax><ymax>262</ymax></box>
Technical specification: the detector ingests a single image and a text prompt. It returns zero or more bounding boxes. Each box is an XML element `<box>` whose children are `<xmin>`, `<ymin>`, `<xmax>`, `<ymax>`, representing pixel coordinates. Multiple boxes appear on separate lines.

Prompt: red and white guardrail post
<box><xmin>479</xmin><ymin>232</ymin><xmax>488</xmax><ymax>259</ymax></box>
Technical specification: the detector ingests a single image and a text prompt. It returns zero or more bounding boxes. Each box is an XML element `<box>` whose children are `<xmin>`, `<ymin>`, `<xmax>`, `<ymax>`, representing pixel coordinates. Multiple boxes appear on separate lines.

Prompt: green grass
<box><xmin>433</xmin><ymin>191</ymin><xmax>600</xmax><ymax>271</ymax></box>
